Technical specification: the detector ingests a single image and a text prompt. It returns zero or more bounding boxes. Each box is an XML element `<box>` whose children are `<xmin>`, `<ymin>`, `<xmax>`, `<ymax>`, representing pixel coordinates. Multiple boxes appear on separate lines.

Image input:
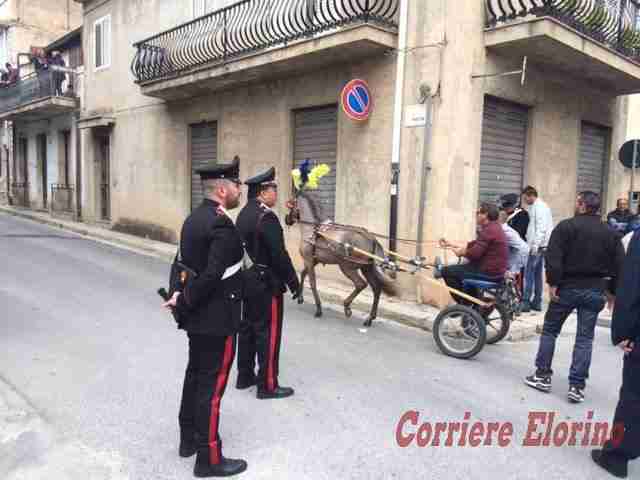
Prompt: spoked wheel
<box><xmin>481</xmin><ymin>303</ymin><xmax>511</xmax><ymax>345</ymax></box>
<box><xmin>433</xmin><ymin>305</ymin><xmax>487</xmax><ymax>359</ymax></box>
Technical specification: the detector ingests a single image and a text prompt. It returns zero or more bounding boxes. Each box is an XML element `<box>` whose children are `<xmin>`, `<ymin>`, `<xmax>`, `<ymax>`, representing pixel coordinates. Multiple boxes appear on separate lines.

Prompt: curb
<box><xmin>1</xmin><ymin>205</ymin><xmax>540</xmax><ymax>342</ymax></box>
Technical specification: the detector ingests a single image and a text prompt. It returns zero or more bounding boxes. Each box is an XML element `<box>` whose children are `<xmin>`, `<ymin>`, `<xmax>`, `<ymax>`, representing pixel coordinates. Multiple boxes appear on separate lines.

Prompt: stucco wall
<box><xmin>15</xmin><ymin>114</ymin><xmax>76</xmax><ymax>210</ymax></box>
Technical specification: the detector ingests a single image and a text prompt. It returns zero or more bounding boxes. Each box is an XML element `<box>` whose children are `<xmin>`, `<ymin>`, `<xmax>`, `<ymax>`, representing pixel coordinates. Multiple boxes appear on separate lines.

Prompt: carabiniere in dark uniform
<box><xmin>170</xmin><ymin>158</ymin><xmax>248</xmax><ymax>478</ymax></box>
<box><xmin>235</xmin><ymin>166</ymin><xmax>301</xmax><ymax>399</ymax></box>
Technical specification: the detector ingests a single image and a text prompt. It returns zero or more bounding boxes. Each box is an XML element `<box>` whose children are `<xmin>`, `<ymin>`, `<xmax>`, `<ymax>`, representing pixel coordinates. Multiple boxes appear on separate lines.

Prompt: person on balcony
<box><xmin>1</xmin><ymin>63</ymin><xmax>18</xmax><ymax>87</ymax></box>
<box><xmin>49</xmin><ymin>51</ymin><xmax>66</xmax><ymax>96</ymax></box>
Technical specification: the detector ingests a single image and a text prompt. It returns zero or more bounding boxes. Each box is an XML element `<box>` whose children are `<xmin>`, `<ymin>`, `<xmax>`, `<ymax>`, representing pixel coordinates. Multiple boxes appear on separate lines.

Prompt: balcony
<box><xmin>485</xmin><ymin>0</ymin><xmax>640</xmax><ymax>95</ymax></box>
<box><xmin>131</xmin><ymin>0</ymin><xmax>399</xmax><ymax>100</ymax></box>
<box><xmin>0</xmin><ymin>69</ymin><xmax>79</xmax><ymax>121</ymax></box>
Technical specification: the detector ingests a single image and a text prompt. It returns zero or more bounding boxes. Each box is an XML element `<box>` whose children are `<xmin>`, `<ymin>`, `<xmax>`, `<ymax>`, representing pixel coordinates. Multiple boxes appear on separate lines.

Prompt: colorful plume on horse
<box><xmin>292</xmin><ymin>159</ymin><xmax>331</xmax><ymax>190</ymax></box>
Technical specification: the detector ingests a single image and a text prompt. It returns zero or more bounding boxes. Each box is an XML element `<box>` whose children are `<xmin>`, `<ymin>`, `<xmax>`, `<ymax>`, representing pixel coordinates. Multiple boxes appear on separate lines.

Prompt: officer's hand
<box><xmin>162</xmin><ymin>292</ymin><xmax>180</xmax><ymax>309</ymax></box>
<box><xmin>549</xmin><ymin>286</ymin><xmax>559</xmax><ymax>302</ymax></box>
<box><xmin>617</xmin><ymin>340</ymin><xmax>634</xmax><ymax>354</ymax></box>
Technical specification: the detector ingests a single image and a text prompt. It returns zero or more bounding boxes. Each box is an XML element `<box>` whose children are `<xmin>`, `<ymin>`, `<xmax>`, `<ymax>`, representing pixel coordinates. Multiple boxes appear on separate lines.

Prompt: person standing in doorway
<box><xmin>521</xmin><ymin>185</ymin><xmax>553</xmax><ymax>312</ymax></box>
<box><xmin>524</xmin><ymin>191</ymin><xmax>623</xmax><ymax>404</ymax></box>
<box><xmin>236</xmin><ymin>167</ymin><xmax>300</xmax><ymax>399</ymax></box>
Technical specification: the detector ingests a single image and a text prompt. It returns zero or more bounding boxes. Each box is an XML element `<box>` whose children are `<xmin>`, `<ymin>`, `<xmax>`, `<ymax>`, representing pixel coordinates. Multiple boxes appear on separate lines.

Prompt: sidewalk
<box><xmin>0</xmin><ymin>204</ymin><xmax>545</xmax><ymax>341</ymax></box>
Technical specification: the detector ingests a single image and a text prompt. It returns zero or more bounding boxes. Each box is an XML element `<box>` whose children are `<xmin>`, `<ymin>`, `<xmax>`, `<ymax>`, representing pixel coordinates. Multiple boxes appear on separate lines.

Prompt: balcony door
<box><xmin>98</xmin><ymin>134</ymin><xmax>111</xmax><ymax>220</ymax></box>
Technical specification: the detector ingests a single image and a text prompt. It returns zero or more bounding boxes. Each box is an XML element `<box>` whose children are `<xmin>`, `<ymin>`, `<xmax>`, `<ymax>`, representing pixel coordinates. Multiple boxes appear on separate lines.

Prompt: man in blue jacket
<box><xmin>591</xmin><ymin>230</ymin><xmax>640</xmax><ymax>478</ymax></box>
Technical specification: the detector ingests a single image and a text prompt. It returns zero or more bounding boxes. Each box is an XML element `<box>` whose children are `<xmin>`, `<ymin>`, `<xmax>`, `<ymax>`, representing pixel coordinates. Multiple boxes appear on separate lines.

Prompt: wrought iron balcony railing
<box><xmin>486</xmin><ymin>0</ymin><xmax>640</xmax><ymax>61</ymax></box>
<box><xmin>0</xmin><ymin>68</ymin><xmax>79</xmax><ymax>115</ymax></box>
<box><xmin>131</xmin><ymin>0</ymin><xmax>399</xmax><ymax>83</ymax></box>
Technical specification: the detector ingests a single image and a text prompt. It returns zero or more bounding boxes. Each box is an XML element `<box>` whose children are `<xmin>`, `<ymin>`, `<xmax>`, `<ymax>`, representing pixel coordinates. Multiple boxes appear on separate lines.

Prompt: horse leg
<box><xmin>361</xmin><ymin>265</ymin><xmax>382</xmax><ymax>327</ymax></box>
<box><xmin>298</xmin><ymin>267</ymin><xmax>307</xmax><ymax>305</ymax></box>
<box><xmin>338</xmin><ymin>264</ymin><xmax>368</xmax><ymax>319</ymax></box>
<box><xmin>307</xmin><ymin>265</ymin><xmax>323</xmax><ymax>318</ymax></box>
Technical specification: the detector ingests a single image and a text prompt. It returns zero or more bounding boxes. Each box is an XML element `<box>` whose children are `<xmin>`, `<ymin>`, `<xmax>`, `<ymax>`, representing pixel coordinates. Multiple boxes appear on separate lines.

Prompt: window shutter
<box><xmin>95</xmin><ymin>21</ymin><xmax>102</xmax><ymax>67</ymax></box>
<box><xmin>104</xmin><ymin>16</ymin><xmax>111</xmax><ymax>67</ymax></box>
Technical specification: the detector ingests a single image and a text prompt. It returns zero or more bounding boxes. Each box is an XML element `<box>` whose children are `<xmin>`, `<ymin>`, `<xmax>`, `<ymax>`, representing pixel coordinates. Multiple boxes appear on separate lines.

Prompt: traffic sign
<box><xmin>341</xmin><ymin>79</ymin><xmax>371</xmax><ymax>121</ymax></box>
<box><xmin>619</xmin><ymin>139</ymin><xmax>640</xmax><ymax>168</ymax></box>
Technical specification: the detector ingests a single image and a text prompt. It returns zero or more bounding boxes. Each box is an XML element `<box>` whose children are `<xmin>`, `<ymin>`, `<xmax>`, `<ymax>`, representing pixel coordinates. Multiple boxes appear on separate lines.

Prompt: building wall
<box><xmin>14</xmin><ymin>114</ymin><xmax>77</xmax><ymax>211</ymax></box>
<box><xmin>75</xmin><ymin>0</ymin><xmax>638</xmax><ymax>302</ymax></box>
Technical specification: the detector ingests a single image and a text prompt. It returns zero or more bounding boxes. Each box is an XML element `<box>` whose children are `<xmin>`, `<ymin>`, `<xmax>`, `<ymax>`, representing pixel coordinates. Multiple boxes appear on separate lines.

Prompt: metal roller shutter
<box><xmin>479</xmin><ymin>96</ymin><xmax>529</xmax><ymax>204</ymax></box>
<box><xmin>190</xmin><ymin>122</ymin><xmax>217</xmax><ymax>210</ymax></box>
<box><xmin>578</xmin><ymin>123</ymin><xmax>609</xmax><ymax>197</ymax></box>
<box><xmin>293</xmin><ymin>106</ymin><xmax>338</xmax><ymax>220</ymax></box>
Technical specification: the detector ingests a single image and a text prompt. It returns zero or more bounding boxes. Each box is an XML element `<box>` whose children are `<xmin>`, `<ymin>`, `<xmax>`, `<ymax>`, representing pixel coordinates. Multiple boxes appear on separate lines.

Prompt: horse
<box><xmin>285</xmin><ymin>191</ymin><xmax>398</xmax><ymax>327</ymax></box>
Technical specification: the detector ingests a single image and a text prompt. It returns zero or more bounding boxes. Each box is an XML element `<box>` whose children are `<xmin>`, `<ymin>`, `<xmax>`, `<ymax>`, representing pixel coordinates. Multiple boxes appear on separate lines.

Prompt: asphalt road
<box><xmin>0</xmin><ymin>212</ymin><xmax>634</xmax><ymax>480</ymax></box>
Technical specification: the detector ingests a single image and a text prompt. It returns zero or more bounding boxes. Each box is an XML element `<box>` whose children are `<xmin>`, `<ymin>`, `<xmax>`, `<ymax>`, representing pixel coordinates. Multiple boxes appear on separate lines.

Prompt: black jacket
<box><xmin>545</xmin><ymin>214</ymin><xmax>624</xmax><ymax>292</ymax></box>
<box><xmin>612</xmin><ymin>231</ymin><xmax>640</xmax><ymax>345</ymax></box>
<box><xmin>175</xmin><ymin>199</ymin><xmax>244</xmax><ymax>336</ymax></box>
<box><xmin>237</xmin><ymin>199</ymin><xmax>299</xmax><ymax>295</ymax></box>
<box><xmin>507</xmin><ymin>209</ymin><xmax>529</xmax><ymax>241</ymax></box>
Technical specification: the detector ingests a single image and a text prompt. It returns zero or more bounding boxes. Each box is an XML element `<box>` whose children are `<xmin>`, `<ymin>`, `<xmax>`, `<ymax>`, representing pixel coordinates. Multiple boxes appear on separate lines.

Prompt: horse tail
<box><xmin>371</xmin><ymin>239</ymin><xmax>399</xmax><ymax>297</ymax></box>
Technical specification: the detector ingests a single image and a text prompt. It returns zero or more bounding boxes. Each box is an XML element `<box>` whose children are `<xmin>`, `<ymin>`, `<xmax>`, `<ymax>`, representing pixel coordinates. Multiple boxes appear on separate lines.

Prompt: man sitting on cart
<box><xmin>436</xmin><ymin>202</ymin><xmax>509</xmax><ymax>305</ymax></box>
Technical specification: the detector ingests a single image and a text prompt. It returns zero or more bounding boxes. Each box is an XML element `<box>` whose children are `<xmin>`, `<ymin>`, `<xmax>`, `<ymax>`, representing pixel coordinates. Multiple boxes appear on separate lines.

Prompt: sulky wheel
<box><xmin>482</xmin><ymin>303</ymin><xmax>512</xmax><ymax>345</ymax></box>
<box><xmin>433</xmin><ymin>305</ymin><xmax>487</xmax><ymax>359</ymax></box>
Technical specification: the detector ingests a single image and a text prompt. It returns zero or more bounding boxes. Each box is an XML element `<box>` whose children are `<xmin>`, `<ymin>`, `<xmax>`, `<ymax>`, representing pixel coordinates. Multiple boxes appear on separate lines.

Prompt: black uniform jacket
<box><xmin>175</xmin><ymin>199</ymin><xmax>244</xmax><ymax>336</ymax></box>
<box><xmin>507</xmin><ymin>209</ymin><xmax>530</xmax><ymax>242</ymax></box>
<box><xmin>612</xmin><ymin>230</ymin><xmax>640</xmax><ymax>346</ymax></box>
<box><xmin>236</xmin><ymin>199</ymin><xmax>299</xmax><ymax>295</ymax></box>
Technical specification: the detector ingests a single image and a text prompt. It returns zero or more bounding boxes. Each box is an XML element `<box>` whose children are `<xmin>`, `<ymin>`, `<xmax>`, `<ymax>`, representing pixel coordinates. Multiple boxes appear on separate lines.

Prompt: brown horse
<box><xmin>286</xmin><ymin>191</ymin><xmax>398</xmax><ymax>327</ymax></box>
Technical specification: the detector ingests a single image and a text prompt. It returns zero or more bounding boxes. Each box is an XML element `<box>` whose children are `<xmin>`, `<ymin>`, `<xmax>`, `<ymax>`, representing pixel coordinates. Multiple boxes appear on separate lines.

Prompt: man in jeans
<box><xmin>520</xmin><ymin>186</ymin><xmax>553</xmax><ymax>312</ymax></box>
<box><xmin>524</xmin><ymin>191</ymin><xmax>624</xmax><ymax>403</ymax></box>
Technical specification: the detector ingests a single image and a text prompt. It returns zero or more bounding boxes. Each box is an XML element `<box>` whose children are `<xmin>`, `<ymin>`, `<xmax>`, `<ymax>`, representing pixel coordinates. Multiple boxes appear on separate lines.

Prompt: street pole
<box><xmin>631</xmin><ymin>140</ymin><xmax>638</xmax><ymax>210</ymax></box>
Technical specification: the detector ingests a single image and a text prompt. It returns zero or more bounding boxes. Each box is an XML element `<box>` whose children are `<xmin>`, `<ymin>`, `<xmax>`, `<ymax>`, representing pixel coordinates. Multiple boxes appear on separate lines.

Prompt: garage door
<box><xmin>479</xmin><ymin>96</ymin><xmax>529</xmax><ymax>204</ymax></box>
<box><xmin>190</xmin><ymin>122</ymin><xmax>217</xmax><ymax>210</ymax></box>
<box><xmin>293</xmin><ymin>106</ymin><xmax>338</xmax><ymax>220</ymax></box>
<box><xmin>578</xmin><ymin>123</ymin><xmax>609</xmax><ymax>197</ymax></box>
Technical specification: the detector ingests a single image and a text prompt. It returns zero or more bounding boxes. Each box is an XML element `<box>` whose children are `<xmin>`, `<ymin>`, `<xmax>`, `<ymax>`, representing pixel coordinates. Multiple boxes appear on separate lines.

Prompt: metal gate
<box><xmin>578</xmin><ymin>122</ymin><xmax>609</xmax><ymax>197</ymax></box>
<box><xmin>293</xmin><ymin>105</ymin><xmax>338</xmax><ymax>220</ymax></box>
<box><xmin>479</xmin><ymin>96</ymin><xmax>529</xmax><ymax>203</ymax></box>
<box><xmin>190</xmin><ymin>122</ymin><xmax>217</xmax><ymax>210</ymax></box>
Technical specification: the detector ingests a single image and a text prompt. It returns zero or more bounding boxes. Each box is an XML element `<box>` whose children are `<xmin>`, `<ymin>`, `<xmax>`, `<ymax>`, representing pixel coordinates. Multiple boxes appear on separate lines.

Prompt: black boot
<box><xmin>256</xmin><ymin>386</ymin><xmax>294</xmax><ymax>399</ymax></box>
<box><xmin>591</xmin><ymin>449</ymin><xmax>628</xmax><ymax>478</ymax></box>
<box><xmin>180</xmin><ymin>441</ymin><xmax>197</xmax><ymax>458</ymax></box>
<box><xmin>235</xmin><ymin>373</ymin><xmax>257</xmax><ymax>390</ymax></box>
<box><xmin>194</xmin><ymin>451</ymin><xmax>247</xmax><ymax>477</ymax></box>
<box><xmin>179</xmin><ymin>430</ymin><xmax>196</xmax><ymax>458</ymax></box>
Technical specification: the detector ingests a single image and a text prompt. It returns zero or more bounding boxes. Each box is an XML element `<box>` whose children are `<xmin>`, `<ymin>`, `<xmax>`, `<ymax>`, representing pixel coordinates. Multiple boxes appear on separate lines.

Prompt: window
<box><xmin>194</xmin><ymin>0</ymin><xmax>236</xmax><ymax>18</ymax></box>
<box><xmin>94</xmin><ymin>15</ymin><xmax>111</xmax><ymax>70</ymax></box>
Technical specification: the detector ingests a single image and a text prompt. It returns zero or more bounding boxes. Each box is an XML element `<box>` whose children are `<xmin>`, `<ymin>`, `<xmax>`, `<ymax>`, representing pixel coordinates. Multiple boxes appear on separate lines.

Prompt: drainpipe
<box><xmin>415</xmin><ymin>85</ymin><xmax>434</xmax><ymax>261</ymax></box>
<box><xmin>74</xmin><ymin>110</ymin><xmax>82</xmax><ymax>221</ymax></box>
<box><xmin>389</xmin><ymin>0</ymin><xmax>409</xmax><ymax>253</ymax></box>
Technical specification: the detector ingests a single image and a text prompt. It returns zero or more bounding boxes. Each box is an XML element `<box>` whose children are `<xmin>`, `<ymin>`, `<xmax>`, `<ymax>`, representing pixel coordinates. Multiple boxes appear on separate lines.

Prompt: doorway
<box><xmin>37</xmin><ymin>134</ymin><xmax>47</xmax><ymax>208</ymax></box>
<box><xmin>98</xmin><ymin>134</ymin><xmax>110</xmax><ymax>220</ymax></box>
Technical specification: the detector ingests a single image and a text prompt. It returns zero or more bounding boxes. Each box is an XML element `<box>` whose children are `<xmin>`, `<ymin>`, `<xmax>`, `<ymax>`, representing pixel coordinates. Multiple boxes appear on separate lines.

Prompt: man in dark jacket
<box><xmin>591</xmin><ymin>230</ymin><xmax>640</xmax><ymax>479</ymax></box>
<box><xmin>607</xmin><ymin>198</ymin><xmax>634</xmax><ymax>236</ymax></box>
<box><xmin>163</xmin><ymin>158</ymin><xmax>247</xmax><ymax>478</ymax></box>
<box><xmin>499</xmin><ymin>193</ymin><xmax>529</xmax><ymax>241</ymax></box>
<box><xmin>438</xmin><ymin>202</ymin><xmax>508</xmax><ymax>304</ymax></box>
<box><xmin>236</xmin><ymin>167</ymin><xmax>300</xmax><ymax>399</ymax></box>
<box><xmin>525</xmin><ymin>191</ymin><xmax>624</xmax><ymax>404</ymax></box>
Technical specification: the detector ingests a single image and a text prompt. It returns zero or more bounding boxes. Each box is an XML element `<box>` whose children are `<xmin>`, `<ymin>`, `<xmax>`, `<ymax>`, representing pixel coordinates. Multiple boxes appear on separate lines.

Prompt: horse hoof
<box><xmin>363</xmin><ymin>318</ymin><xmax>373</xmax><ymax>327</ymax></box>
<box><xmin>344</xmin><ymin>307</ymin><xmax>352</xmax><ymax>318</ymax></box>
<box><xmin>297</xmin><ymin>297</ymin><xmax>304</xmax><ymax>305</ymax></box>
<box><xmin>314</xmin><ymin>311</ymin><xmax>323</xmax><ymax>318</ymax></box>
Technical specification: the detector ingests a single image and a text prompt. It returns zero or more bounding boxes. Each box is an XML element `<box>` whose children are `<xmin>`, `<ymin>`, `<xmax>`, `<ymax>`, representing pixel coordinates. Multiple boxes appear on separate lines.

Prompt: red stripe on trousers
<box><xmin>209</xmin><ymin>336</ymin><xmax>234</xmax><ymax>465</ymax></box>
<box><xmin>267</xmin><ymin>297</ymin><xmax>278</xmax><ymax>391</ymax></box>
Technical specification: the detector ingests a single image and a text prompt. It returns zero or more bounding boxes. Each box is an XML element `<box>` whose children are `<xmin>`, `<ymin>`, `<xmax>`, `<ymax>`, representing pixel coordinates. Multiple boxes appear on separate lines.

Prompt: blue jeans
<box><xmin>523</xmin><ymin>253</ymin><xmax>544</xmax><ymax>307</ymax></box>
<box><xmin>534</xmin><ymin>288</ymin><xmax>606</xmax><ymax>388</ymax></box>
